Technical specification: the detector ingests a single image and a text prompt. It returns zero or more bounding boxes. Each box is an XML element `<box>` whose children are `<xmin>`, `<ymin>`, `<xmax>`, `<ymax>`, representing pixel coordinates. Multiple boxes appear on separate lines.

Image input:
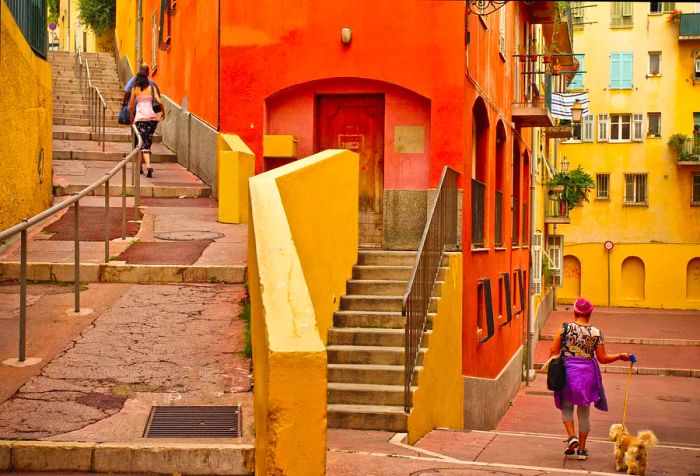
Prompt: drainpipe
<box><xmin>526</xmin><ymin>130</ymin><xmax>537</xmax><ymax>384</ymax></box>
<box><xmin>552</xmin><ymin>139</ymin><xmax>558</xmax><ymax>311</ymax></box>
<box><xmin>136</xmin><ymin>0</ymin><xmax>143</xmax><ymax>67</ymax></box>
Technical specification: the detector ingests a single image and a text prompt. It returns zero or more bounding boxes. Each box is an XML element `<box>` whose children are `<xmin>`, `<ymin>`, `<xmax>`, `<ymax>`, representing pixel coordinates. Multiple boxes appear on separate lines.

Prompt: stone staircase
<box><xmin>327</xmin><ymin>250</ymin><xmax>445</xmax><ymax>431</ymax></box>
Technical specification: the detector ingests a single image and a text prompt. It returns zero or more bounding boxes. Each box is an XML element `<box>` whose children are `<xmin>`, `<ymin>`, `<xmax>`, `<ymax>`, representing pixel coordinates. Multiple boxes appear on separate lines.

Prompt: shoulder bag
<box><xmin>151</xmin><ymin>86</ymin><xmax>163</xmax><ymax>114</ymax></box>
<box><xmin>547</xmin><ymin>323</ymin><xmax>568</xmax><ymax>391</ymax></box>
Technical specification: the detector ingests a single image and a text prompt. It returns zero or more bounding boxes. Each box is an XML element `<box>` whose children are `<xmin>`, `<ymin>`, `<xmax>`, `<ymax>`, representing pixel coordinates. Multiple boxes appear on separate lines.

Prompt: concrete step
<box><xmin>327</xmin><ymin>327</ymin><xmax>430</xmax><ymax>347</ymax></box>
<box><xmin>347</xmin><ymin>279</ymin><xmax>408</xmax><ymax>296</ymax></box>
<box><xmin>353</xmin><ymin>265</ymin><xmax>413</xmax><ymax>280</ymax></box>
<box><xmin>53</xmin><ymin>128</ymin><xmax>160</xmax><ymax>143</ymax></box>
<box><xmin>327</xmin><ymin>363</ymin><xmax>421</xmax><ymax>386</ymax></box>
<box><xmin>328</xmin><ymin>382</ymin><xmax>412</xmax><ymax>406</ymax></box>
<box><xmin>54</xmin><ymin>113</ymin><xmax>119</xmax><ymax>122</ymax></box>
<box><xmin>0</xmin><ymin>261</ymin><xmax>244</xmax><ymax>284</ymax></box>
<box><xmin>327</xmin><ymin>404</ymin><xmax>407</xmax><ymax>432</ymax></box>
<box><xmin>53</xmin><ymin>142</ymin><xmax>176</xmax><ymax>162</ymax></box>
<box><xmin>358</xmin><ymin>250</ymin><xmax>417</xmax><ymax>266</ymax></box>
<box><xmin>340</xmin><ymin>295</ymin><xmax>438</xmax><ymax>312</ymax></box>
<box><xmin>332</xmin><ymin>310</ymin><xmax>435</xmax><ymax>329</ymax></box>
<box><xmin>53</xmin><ymin>117</ymin><xmax>90</xmax><ymax>126</ymax></box>
<box><xmin>326</xmin><ymin>345</ymin><xmax>424</xmax><ymax>366</ymax></box>
<box><xmin>53</xmin><ymin>182</ymin><xmax>211</xmax><ymax>199</ymax></box>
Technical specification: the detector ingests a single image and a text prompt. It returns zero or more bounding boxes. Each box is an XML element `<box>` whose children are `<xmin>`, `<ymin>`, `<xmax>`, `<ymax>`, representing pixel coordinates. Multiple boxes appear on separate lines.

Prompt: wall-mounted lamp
<box><xmin>561</xmin><ymin>156</ymin><xmax>570</xmax><ymax>173</ymax></box>
<box><xmin>341</xmin><ymin>27</ymin><xmax>352</xmax><ymax>45</ymax></box>
<box><xmin>571</xmin><ymin>99</ymin><xmax>583</xmax><ymax>123</ymax></box>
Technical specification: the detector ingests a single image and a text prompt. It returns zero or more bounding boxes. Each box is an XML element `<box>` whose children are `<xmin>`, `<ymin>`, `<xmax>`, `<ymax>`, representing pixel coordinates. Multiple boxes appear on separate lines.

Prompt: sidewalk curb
<box><xmin>533</xmin><ymin>363</ymin><xmax>700</xmax><ymax>377</ymax></box>
<box><xmin>539</xmin><ymin>333</ymin><xmax>700</xmax><ymax>346</ymax></box>
<box><xmin>0</xmin><ymin>262</ymin><xmax>246</xmax><ymax>284</ymax></box>
<box><xmin>0</xmin><ymin>440</ymin><xmax>254</xmax><ymax>475</ymax></box>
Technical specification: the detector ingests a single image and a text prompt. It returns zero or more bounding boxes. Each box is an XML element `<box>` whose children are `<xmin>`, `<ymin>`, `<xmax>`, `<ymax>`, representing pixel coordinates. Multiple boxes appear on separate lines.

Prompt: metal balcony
<box><xmin>678</xmin><ymin>136</ymin><xmax>700</xmax><ymax>165</ymax></box>
<box><xmin>544</xmin><ymin>186</ymin><xmax>571</xmax><ymax>224</ymax></box>
<box><xmin>679</xmin><ymin>13</ymin><xmax>700</xmax><ymax>41</ymax></box>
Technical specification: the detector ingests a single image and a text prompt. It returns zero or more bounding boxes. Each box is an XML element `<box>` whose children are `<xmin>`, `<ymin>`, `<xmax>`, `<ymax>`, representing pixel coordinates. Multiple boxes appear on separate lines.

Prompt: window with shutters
<box><xmin>693</xmin><ymin>50</ymin><xmax>700</xmax><ymax>81</ymax></box>
<box><xmin>546</xmin><ymin>235</ymin><xmax>563</xmax><ymax>272</ymax></box>
<box><xmin>633</xmin><ymin>113</ymin><xmax>644</xmax><ymax>141</ymax></box>
<box><xmin>151</xmin><ymin>11</ymin><xmax>158</xmax><ymax>73</ymax></box>
<box><xmin>572</xmin><ymin>1</ymin><xmax>585</xmax><ymax>30</ymax></box>
<box><xmin>611</xmin><ymin>2</ymin><xmax>634</xmax><ymax>27</ymax></box>
<box><xmin>598</xmin><ymin>114</ymin><xmax>609</xmax><ymax>142</ymax></box>
<box><xmin>531</xmin><ymin>231</ymin><xmax>542</xmax><ymax>295</ymax></box>
<box><xmin>596</xmin><ymin>173</ymin><xmax>610</xmax><ymax>199</ymax></box>
<box><xmin>499</xmin><ymin>6</ymin><xmax>506</xmax><ymax>58</ymax></box>
<box><xmin>567</xmin><ymin>54</ymin><xmax>585</xmax><ymax>90</ymax></box>
<box><xmin>650</xmin><ymin>2</ymin><xmax>675</xmax><ymax>13</ymax></box>
<box><xmin>582</xmin><ymin>114</ymin><xmax>594</xmax><ymax>142</ymax></box>
<box><xmin>693</xmin><ymin>174</ymin><xmax>700</xmax><ymax>205</ymax></box>
<box><xmin>611</xmin><ymin>114</ymin><xmax>632</xmax><ymax>141</ymax></box>
<box><xmin>624</xmin><ymin>173</ymin><xmax>648</xmax><ymax>206</ymax></box>
<box><xmin>610</xmin><ymin>52</ymin><xmax>633</xmax><ymax>89</ymax></box>
<box><xmin>647</xmin><ymin>113</ymin><xmax>661</xmax><ymax>137</ymax></box>
<box><xmin>648</xmin><ymin>52</ymin><xmax>661</xmax><ymax>75</ymax></box>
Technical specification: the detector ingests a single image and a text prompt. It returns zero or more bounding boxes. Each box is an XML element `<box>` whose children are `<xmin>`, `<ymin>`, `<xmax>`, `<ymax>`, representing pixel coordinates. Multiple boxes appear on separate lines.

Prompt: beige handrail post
<box><xmin>73</xmin><ymin>194</ymin><xmax>80</xmax><ymax>313</ymax></box>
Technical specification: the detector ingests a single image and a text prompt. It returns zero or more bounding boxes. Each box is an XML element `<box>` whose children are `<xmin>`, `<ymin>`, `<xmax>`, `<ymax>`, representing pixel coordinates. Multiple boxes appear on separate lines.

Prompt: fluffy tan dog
<box><xmin>609</xmin><ymin>423</ymin><xmax>658</xmax><ymax>475</ymax></box>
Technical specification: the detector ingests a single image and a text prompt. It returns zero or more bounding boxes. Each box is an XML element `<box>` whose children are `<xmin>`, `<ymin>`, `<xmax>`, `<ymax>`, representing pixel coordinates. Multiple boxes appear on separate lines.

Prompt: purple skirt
<box><xmin>554</xmin><ymin>356</ymin><xmax>608</xmax><ymax>411</ymax></box>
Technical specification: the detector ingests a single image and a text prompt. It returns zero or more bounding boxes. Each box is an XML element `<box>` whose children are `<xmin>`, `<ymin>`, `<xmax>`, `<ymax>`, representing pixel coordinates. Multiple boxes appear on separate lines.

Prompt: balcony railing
<box><xmin>679</xmin><ymin>13</ymin><xmax>700</xmax><ymax>40</ymax></box>
<box><xmin>4</xmin><ymin>0</ymin><xmax>47</xmax><ymax>59</ymax></box>
<box><xmin>545</xmin><ymin>187</ymin><xmax>571</xmax><ymax>224</ymax></box>
<box><xmin>680</xmin><ymin>136</ymin><xmax>700</xmax><ymax>163</ymax></box>
<box><xmin>472</xmin><ymin>179</ymin><xmax>485</xmax><ymax>248</ymax></box>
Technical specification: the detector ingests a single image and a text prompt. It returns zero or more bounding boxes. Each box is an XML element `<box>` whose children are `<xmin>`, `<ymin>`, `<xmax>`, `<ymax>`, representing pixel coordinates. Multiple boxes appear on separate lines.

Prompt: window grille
<box><xmin>647</xmin><ymin>113</ymin><xmax>661</xmax><ymax>137</ymax></box>
<box><xmin>624</xmin><ymin>173</ymin><xmax>648</xmax><ymax>205</ymax></box>
<box><xmin>596</xmin><ymin>174</ymin><xmax>610</xmax><ymax>199</ymax></box>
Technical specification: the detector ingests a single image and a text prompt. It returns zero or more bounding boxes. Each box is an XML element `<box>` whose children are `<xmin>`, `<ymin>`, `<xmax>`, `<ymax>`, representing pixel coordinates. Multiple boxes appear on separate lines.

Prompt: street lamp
<box><xmin>561</xmin><ymin>156</ymin><xmax>569</xmax><ymax>173</ymax></box>
<box><xmin>571</xmin><ymin>99</ymin><xmax>584</xmax><ymax>123</ymax></box>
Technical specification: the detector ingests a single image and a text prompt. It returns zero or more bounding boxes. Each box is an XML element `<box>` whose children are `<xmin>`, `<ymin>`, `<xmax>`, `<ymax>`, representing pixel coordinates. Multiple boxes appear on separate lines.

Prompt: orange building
<box><xmin>119</xmin><ymin>0</ymin><xmax>573</xmax><ymax>429</ymax></box>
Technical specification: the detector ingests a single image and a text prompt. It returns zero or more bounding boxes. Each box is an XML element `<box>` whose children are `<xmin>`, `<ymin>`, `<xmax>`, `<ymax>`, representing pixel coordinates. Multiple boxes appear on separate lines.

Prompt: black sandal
<box><xmin>564</xmin><ymin>435</ymin><xmax>579</xmax><ymax>455</ymax></box>
<box><xmin>576</xmin><ymin>449</ymin><xmax>588</xmax><ymax>460</ymax></box>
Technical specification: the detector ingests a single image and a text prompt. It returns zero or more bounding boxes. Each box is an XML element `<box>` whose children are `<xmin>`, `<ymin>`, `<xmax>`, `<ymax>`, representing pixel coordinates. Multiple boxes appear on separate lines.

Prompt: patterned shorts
<box><xmin>135</xmin><ymin>120</ymin><xmax>158</xmax><ymax>153</ymax></box>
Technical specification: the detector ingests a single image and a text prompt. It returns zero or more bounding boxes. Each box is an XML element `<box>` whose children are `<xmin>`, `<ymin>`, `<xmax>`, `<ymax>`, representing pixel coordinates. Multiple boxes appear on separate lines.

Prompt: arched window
<box><xmin>495</xmin><ymin>121</ymin><xmax>506</xmax><ymax>247</ymax></box>
<box><xmin>471</xmin><ymin>98</ymin><xmax>489</xmax><ymax>248</ymax></box>
<box><xmin>512</xmin><ymin>141</ymin><xmax>521</xmax><ymax>246</ymax></box>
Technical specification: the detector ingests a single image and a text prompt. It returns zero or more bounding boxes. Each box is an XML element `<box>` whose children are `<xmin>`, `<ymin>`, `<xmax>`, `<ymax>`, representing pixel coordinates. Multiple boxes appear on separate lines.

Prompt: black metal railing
<box><xmin>494</xmin><ymin>190</ymin><xmax>503</xmax><ymax>247</ymax></box>
<box><xmin>403</xmin><ymin>167</ymin><xmax>459</xmax><ymax>413</ymax></box>
<box><xmin>471</xmin><ymin>179</ymin><xmax>485</xmax><ymax>248</ymax></box>
<box><xmin>74</xmin><ymin>45</ymin><xmax>109</xmax><ymax>154</ymax></box>
<box><xmin>4</xmin><ymin>0</ymin><xmax>47</xmax><ymax>59</ymax></box>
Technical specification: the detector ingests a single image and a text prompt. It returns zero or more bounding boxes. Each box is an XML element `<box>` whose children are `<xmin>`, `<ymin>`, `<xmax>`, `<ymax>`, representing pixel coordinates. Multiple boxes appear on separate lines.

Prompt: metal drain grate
<box><xmin>144</xmin><ymin>405</ymin><xmax>241</xmax><ymax>438</ymax></box>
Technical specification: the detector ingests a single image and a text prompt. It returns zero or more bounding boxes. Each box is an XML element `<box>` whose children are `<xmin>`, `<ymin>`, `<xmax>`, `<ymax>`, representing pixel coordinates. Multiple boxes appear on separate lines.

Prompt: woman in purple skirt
<box><xmin>549</xmin><ymin>297</ymin><xmax>631</xmax><ymax>460</ymax></box>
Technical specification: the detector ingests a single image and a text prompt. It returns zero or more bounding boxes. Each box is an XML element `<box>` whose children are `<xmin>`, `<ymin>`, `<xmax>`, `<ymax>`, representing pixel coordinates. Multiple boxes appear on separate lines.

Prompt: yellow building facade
<box><xmin>57</xmin><ymin>0</ymin><xmax>111</xmax><ymax>53</ymax></box>
<box><xmin>559</xmin><ymin>1</ymin><xmax>700</xmax><ymax>309</ymax></box>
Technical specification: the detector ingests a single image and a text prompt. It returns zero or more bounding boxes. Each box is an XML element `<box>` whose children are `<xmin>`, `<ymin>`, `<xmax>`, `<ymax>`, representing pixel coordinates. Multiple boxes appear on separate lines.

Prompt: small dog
<box><xmin>609</xmin><ymin>423</ymin><xmax>658</xmax><ymax>475</ymax></box>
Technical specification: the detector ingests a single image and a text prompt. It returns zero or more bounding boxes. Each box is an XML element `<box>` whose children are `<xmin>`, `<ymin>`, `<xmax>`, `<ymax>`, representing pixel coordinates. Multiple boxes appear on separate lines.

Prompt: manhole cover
<box><xmin>656</xmin><ymin>395</ymin><xmax>691</xmax><ymax>403</ymax></box>
<box><xmin>144</xmin><ymin>405</ymin><xmax>241</xmax><ymax>438</ymax></box>
<box><xmin>155</xmin><ymin>230</ymin><xmax>224</xmax><ymax>241</ymax></box>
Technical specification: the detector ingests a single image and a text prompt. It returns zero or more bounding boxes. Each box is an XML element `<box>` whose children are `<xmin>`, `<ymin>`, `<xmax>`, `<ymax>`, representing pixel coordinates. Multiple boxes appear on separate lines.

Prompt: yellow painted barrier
<box><xmin>559</xmin><ymin>243</ymin><xmax>700</xmax><ymax>310</ymax></box>
<box><xmin>0</xmin><ymin>1</ymin><xmax>53</xmax><ymax>231</ymax></box>
<box><xmin>407</xmin><ymin>252</ymin><xmax>464</xmax><ymax>444</ymax></box>
<box><xmin>218</xmin><ymin>134</ymin><xmax>255</xmax><ymax>224</ymax></box>
<box><xmin>248</xmin><ymin>149</ymin><xmax>358</xmax><ymax>475</ymax></box>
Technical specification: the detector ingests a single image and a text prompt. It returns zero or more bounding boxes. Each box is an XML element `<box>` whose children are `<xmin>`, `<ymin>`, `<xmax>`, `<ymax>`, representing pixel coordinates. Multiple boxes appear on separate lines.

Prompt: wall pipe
<box><xmin>136</xmin><ymin>0</ymin><xmax>143</xmax><ymax>67</ymax></box>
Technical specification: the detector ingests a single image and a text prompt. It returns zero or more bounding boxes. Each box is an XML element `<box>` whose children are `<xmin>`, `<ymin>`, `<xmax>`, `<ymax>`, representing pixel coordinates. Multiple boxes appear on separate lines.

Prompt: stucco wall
<box><xmin>248</xmin><ymin>149</ymin><xmax>358</xmax><ymax>475</ymax></box>
<box><xmin>407</xmin><ymin>252</ymin><xmax>464</xmax><ymax>444</ymax></box>
<box><xmin>115</xmin><ymin>0</ymin><xmax>136</xmax><ymax>81</ymax></box>
<box><xmin>0</xmin><ymin>1</ymin><xmax>53</xmax><ymax>231</ymax></box>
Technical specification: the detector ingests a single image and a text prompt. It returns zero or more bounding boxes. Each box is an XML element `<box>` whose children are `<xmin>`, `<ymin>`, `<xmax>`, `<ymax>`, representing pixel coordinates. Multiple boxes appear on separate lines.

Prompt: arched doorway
<box><xmin>687</xmin><ymin>258</ymin><xmax>700</xmax><ymax>300</ymax></box>
<box><xmin>561</xmin><ymin>255</ymin><xmax>581</xmax><ymax>302</ymax></box>
<box><xmin>621</xmin><ymin>257</ymin><xmax>645</xmax><ymax>300</ymax></box>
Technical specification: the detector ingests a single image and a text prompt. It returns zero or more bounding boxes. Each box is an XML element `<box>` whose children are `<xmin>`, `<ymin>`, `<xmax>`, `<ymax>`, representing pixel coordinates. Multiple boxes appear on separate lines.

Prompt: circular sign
<box><xmin>48</xmin><ymin>22</ymin><xmax>57</xmax><ymax>31</ymax></box>
<box><xmin>604</xmin><ymin>240</ymin><xmax>614</xmax><ymax>251</ymax></box>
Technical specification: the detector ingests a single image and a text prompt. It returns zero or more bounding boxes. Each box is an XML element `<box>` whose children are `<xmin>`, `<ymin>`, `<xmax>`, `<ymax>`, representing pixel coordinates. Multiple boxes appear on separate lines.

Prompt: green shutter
<box><xmin>610</xmin><ymin>53</ymin><xmax>621</xmax><ymax>88</ymax></box>
<box><xmin>568</xmin><ymin>54</ymin><xmax>585</xmax><ymax>90</ymax></box>
<box><xmin>622</xmin><ymin>53</ymin><xmax>633</xmax><ymax>88</ymax></box>
<box><xmin>611</xmin><ymin>2</ymin><xmax>622</xmax><ymax>26</ymax></box>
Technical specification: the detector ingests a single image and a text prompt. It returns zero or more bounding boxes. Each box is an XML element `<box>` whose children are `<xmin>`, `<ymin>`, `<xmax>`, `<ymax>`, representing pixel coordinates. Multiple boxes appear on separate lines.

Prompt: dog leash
<box><xmin>620</xmin><ymin>354</ymin><xmax>637</xmax><ymax>428</ymax></box>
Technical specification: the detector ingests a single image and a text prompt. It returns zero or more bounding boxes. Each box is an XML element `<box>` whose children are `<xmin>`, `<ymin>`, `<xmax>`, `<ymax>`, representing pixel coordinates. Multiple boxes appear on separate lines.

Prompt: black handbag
<box><xmin>151</xmin><ymin>86</ymin><xmax>162</xmax><ymax>113</ymax></box>
<box><xmin>547</xmin><ymin>323</ymin><xmax>568</xmax><ymax>391</ymax></box>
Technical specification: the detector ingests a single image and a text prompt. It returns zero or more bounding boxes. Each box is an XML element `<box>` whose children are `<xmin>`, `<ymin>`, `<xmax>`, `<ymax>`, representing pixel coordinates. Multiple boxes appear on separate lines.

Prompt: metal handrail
<box><xmin>74</xmin><ymin>46</ymin><xmax>107</xmax><ymax>152</ymax></box>
<box><xmin>0</xmin><ymin>125</ymin><xmax>142</xmax><ymax>364</ymax></box>
<box><xmin>402</xmin><ymin>166</ymin><xmax>459</xmax><ymax>412</ymax></box>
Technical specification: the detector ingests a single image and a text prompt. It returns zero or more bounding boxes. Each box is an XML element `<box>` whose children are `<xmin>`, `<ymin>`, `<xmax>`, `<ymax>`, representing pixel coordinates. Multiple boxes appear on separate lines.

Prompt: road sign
<box><xmin>49</xmin><ymin>22</ymin><xmax>57</xmax><ymax>31</ymax></box>
<box><xmin>604</xmin><ymin>240</ymin><xmax>614</xmax><ymax>251</ymax></box>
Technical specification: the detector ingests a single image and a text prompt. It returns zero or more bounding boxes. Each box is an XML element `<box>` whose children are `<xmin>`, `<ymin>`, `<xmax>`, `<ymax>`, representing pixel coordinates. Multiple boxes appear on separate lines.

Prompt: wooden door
<box><xmin>316</xmin><ymin>95</ymin><xmax>385</xmax><ymax>248</ymax></box>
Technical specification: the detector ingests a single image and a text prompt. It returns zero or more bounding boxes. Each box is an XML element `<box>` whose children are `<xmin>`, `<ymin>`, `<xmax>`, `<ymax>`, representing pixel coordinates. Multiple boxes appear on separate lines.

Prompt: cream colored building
<box><xmin>557</xmin><ymin>1</ymin><xmax>700</xmax><ymax>309</ymax></box>
<box><xmin>57</xmin><ymin>0</ymin><xmax>110</xmax><ymax>53</ymax></box>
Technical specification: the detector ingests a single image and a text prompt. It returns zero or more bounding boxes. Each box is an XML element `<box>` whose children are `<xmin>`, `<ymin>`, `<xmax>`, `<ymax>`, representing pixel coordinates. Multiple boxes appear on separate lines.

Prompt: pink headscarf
<box><xmin>574</xmin><ymin>297</ymin><xmax>594</xmax><ymax>316</ymax></box>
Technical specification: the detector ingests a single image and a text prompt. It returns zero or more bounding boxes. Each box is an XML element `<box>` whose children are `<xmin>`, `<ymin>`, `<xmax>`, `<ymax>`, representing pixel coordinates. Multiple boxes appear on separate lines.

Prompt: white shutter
<box><xmin>598</xmin><ymin>114</ymin><xmax>609</xmax><ymax>142</ymax></box>
<box><xmin>633</xmin><ymin>113</ymin><xmax>644</xmax><ymax>142</ymax></box>
<box><xmin>582</xmin><ymin>114</ymin><xmax>594</xmax><ymax>142</ymax></box>
<box><xmin>531</xmin><ymin>231</ymin><xmax>542</xmax><ymax>295</ymax></box>
<box><xmin>551</xmin><ymin>270</ymin><xmax>564</xmax><ymax>288</ymax></box>
<box><xmin>546</xmin><ymin>235</ymin><xmax>563</xmax><ymax>271</ymax></box>
<box><xmin>499</xmin><ymin>7</ymin><xmax>506</xmax><ymax>56</ymax></box>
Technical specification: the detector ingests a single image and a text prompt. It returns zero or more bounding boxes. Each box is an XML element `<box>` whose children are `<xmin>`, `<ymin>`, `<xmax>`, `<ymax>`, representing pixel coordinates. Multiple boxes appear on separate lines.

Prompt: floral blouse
<box><xmin>561</xmin><ymin>322</ymin><xmax>605</xmax><ymax>358</ymax></box>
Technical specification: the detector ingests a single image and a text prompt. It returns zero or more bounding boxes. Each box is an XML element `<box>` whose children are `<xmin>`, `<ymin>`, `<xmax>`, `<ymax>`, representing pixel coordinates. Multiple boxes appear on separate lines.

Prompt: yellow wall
<box><xmin>248</xmin><ymin>149</ymin><xmax>358</xmax><ymax>475</ymax></box>
<box><xmin>115</xmin><ymin>0</ymin><xmax>137</xmax><ymax>74</ymax></box>
<box><xmin>558</xmin><ymin>2</ymin><xmax>700</xmax><ymax>309</ymax></box>
<box><xmin>558</xmin><ymin>243</ymin><xmax>700</xmax><ymax>309</ymax></box>
<box><xmin>218</xmin><ymin>134</ymin><xmax>255</xmax><ymax>224</ymax></box>
<box><xmin>407</xmin><ymin>252</ymin><xmax>464</xmax><ymax>445</ymax></box>
<box><xmin>0</xmin><ymin>1</ymin><xmax>53</xmax><ymax>232</ymax></box>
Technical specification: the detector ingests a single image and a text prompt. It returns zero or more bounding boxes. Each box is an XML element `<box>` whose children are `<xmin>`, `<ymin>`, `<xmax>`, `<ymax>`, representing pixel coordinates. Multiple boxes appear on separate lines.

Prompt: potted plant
<box><xmin>667</xmin><ymin>9</ymin><xmax>682</xmax><ymax>23</ymax></box>
<box><xmin>668</xmin><ymin>133</ymin><xmax>688</xmax><ymax>159</ymax></box>
<box><xmin>546</xmin><ymin>165</ymin><xmax>595</xmax><ymax>211</ymax></box>
<box><xmin>552</xmin><ymin>60</ymin><xmax>562</xmax><ymax>76</ymax></box>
